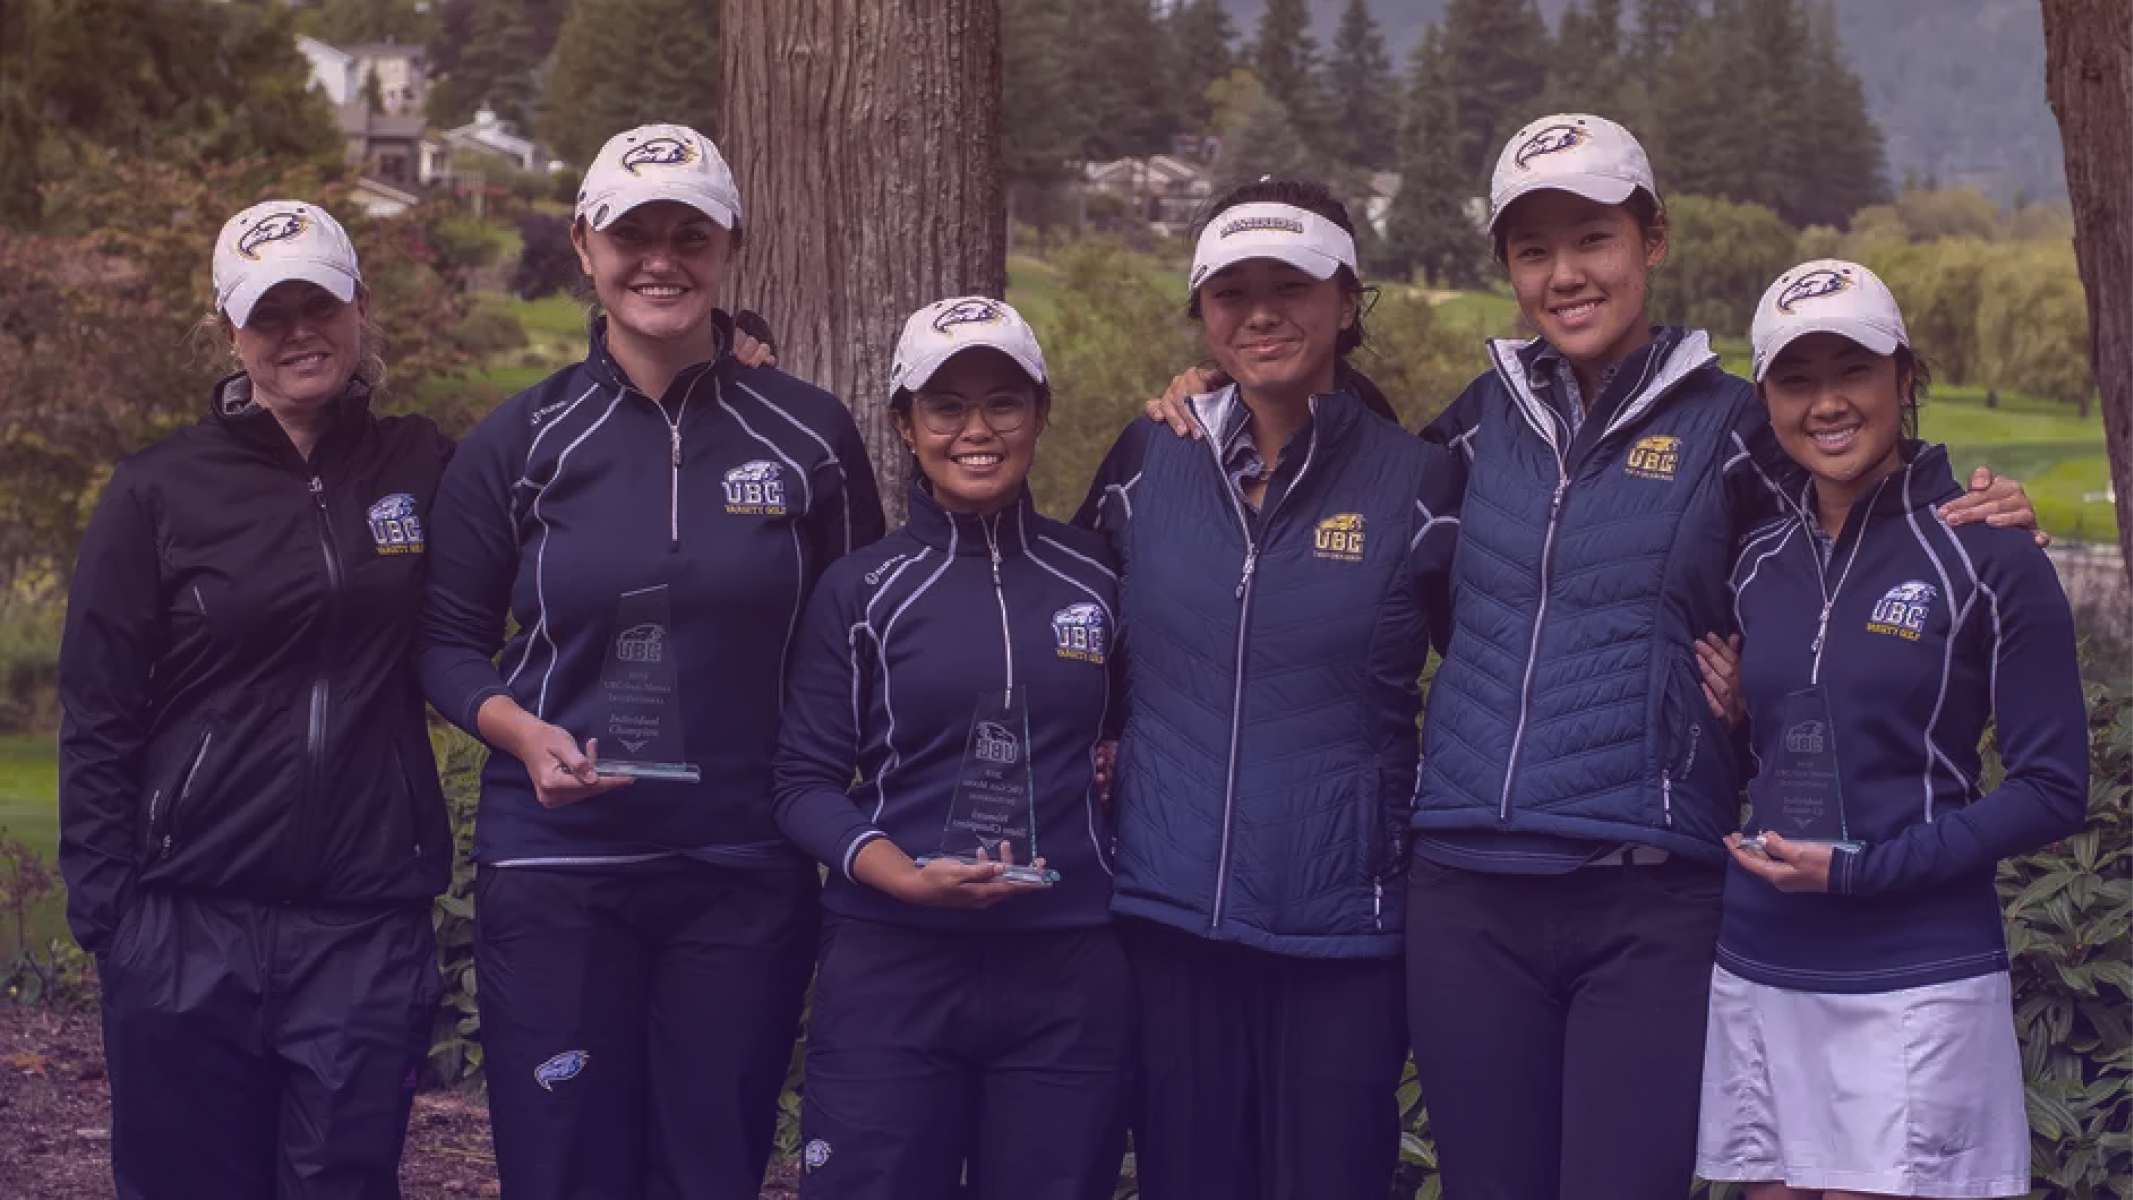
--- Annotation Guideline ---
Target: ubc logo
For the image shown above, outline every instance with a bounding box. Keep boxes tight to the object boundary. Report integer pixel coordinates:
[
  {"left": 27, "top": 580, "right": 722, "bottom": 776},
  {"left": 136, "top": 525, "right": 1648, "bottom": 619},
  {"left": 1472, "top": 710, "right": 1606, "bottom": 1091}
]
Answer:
[
  {"left": 974, "top": 721, "right": 1020, "bottom": 764},
  {"left": 723, "top": 460, "right": 788, "bottom": 515},
  {"left": 1626, "top": 435, "right": 1681, "bottom": 481},
  {"left": 1314, "top": 512, "right": 1365, "bottom": 563},
  {"left": 1784, "top": 721, "right": 1828, "bottom": 755},
  {"left": 1867, "top": 580, "right": 1937, "bottom": 641},
  {"left": 620, "top": 136, "right": 698, "bottom": 175},
  {"left": 1776, "top": 268, "right": 1853, "bottom": 314},
  {"left": 534, "top": 1050, "right": 590, "bottom": 1092},
  {"left": 367, "top": 493, "right": 425, "bottom": 555},
  {"left": 1514, "top": 123, "right": 1589, "bottom": 169},
  {"left": 616, "top": 622, "right": 665, "bottom": 664},
  {"left": 237, "top": 211, "right": 310, "bottom": 260},
  {"left": 932, "top": 299, "right": 1004, "bottom": 334},
  {"left": 1051, "top": 602, "right": 1108, "bottom": 664}
]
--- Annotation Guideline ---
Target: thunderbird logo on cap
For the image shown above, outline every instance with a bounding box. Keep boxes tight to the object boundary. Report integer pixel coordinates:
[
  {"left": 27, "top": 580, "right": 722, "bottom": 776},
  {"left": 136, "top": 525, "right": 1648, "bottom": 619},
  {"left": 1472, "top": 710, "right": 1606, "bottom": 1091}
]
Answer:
[
  {"left": 1514, "top": 123, "right": 1589, "bottom": 170},
  {"left": 1776, "top": 268, "right": 1853, "bottom": 314},
  {"left": 237, "top": 211, "right": 311, "bottom": 260},
  {"left": 620, "top": 136, "right": 698, "bottom": 175},
  {"left": 931, "top": 299, "right": 1004, "bottom": 334}
]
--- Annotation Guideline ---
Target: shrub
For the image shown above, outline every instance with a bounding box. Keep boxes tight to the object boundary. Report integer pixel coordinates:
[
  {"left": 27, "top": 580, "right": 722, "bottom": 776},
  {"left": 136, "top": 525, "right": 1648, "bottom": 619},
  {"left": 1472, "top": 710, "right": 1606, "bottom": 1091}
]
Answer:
[
  {"left": 457, "top": 304, "right": 530, "bottom": 357},
  {"left": 424, "top": 722, "right": 487, "bottom": 1084},
  {"left": 513, "top": 213, "right": 581, "bottom": 301}
]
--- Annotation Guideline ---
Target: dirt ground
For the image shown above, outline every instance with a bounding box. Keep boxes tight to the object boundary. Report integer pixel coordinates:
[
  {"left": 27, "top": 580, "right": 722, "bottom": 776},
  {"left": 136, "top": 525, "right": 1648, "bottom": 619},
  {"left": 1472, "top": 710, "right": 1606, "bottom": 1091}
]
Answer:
[{"left": 0, "top": 1005, "right": 800, "bottom": 1199}]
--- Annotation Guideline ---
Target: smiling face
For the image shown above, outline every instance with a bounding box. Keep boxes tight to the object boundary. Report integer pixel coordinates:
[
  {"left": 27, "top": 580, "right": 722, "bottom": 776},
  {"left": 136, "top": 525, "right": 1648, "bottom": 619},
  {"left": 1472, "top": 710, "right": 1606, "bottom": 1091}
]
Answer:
[
  {"left": 1500, "top": 190, "right": 1666, "bottom": 373},
  {"left": 896, "top": 348, "right": 1045, "bottom": 517},
  {"left": 228, "top": 279, "right": 366, "bottom": 413},
  {"left": 572, "top": 200, "right": 731, "bottom": 343},
  {"left": 1195, "top": 258, "right": 1355, "bottom": 404},
  {"left": 1761, "top": 331, "right": 1910, "bottom": 496}
]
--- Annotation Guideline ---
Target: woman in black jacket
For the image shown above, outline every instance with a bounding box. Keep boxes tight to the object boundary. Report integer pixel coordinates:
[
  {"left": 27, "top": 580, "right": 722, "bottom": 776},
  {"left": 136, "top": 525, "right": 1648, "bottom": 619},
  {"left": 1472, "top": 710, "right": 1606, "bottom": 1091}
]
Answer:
[{"left": 59, "top": 200, "right": 451, "bottom": 1200}]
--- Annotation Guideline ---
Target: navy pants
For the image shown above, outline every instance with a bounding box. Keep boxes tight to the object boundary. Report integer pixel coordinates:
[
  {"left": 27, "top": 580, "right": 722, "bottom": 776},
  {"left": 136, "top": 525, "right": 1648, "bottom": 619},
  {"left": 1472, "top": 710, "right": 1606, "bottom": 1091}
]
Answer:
[
  {"left": 475, "top": 860, "right": 820, "bottom": 1200},
  {"left": 798, "top": 916, "right": 1133, "bottom": 1200},
  {"left": 99, "top": 890, "right": 439, "bottom": 1200},
  {"left": 1404, "top": 854, "right": 1726, "bottom": 1200},
  {"left": 1120, "top": 918, "right": 1408, "bottom": 1200}
]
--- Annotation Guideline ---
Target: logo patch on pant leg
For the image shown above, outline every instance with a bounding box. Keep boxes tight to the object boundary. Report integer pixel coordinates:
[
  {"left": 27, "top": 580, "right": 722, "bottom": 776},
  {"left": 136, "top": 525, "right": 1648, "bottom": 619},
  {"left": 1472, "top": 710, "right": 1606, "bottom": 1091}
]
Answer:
[
  {"left": 804, "top": 1139, "right": 832, "bottom": 1171},
  {"left": 534, "top": 1050, "right": 590, "bottom": 1091}
]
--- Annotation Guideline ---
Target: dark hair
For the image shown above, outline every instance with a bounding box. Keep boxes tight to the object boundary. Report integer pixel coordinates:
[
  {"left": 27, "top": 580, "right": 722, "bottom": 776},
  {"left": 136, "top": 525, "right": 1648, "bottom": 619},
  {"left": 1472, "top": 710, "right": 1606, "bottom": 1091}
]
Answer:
[
  {"left": 1186, "top": 178, "right": 1376, "bottom": 358},
  {"left": 1491, "top": 187, "right": 1664, "bottom": 264},
  {"left": 1895, "top": 345, "right": 1932, "bottom": 440}
]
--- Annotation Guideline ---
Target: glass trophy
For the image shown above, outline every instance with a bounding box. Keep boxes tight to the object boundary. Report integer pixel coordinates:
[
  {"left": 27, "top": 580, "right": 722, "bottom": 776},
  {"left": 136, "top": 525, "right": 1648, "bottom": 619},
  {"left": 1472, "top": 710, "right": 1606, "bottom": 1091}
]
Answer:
[
  {"left": 1743, "top": 685, "right": 1861, "bottom": 852},
  {"left": 589, "top": 585, "right": 701, "bottom": 783},
  {"left": 914, "top": 686, "right": 1058, "bottom": 885}
]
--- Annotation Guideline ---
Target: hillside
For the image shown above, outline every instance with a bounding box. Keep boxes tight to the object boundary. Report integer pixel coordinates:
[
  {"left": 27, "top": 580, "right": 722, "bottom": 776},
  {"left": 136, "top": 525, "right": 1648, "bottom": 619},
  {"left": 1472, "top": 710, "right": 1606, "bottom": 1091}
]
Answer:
[{"left": 1219, "top": 0, "right": 2064, "bottom": 204}]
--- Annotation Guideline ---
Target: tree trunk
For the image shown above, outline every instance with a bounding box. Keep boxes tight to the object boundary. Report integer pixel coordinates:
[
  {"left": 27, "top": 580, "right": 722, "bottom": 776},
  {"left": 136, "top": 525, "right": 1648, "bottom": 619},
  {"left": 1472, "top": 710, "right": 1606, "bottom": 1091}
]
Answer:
[
  {"left": 2041, "top": 0, "right": 2133, "bottom": 583},
  {"left": 720, "top": 0, "right": 1005, "bottom": 524}
]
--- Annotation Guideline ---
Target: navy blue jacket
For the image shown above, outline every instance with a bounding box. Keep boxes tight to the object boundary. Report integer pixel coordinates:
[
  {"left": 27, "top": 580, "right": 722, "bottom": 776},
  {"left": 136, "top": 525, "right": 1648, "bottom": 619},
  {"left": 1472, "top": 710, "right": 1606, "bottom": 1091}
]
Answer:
[
  {"left": 1415, "top": 331, "right": 1800, "bottom": 864},
  {"left": 419, "top": 317, "right": 885, "bottom": 867},
  {"left": 1078, "top": 386, "right": 1462, "bottom": 958},
  {"left": 1719, "top": 443, "right": 2089, "bottom": 993},
  {"left": 774, "top": 482, "right": 1120, "bottom": 930}
]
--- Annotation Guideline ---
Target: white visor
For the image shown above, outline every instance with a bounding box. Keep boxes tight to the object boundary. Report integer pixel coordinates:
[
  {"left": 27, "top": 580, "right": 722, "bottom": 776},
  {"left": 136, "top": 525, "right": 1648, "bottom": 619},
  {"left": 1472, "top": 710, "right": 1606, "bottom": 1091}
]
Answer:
[
  {"left": 1189, "top": 202, "right": 1357, "bottom": 292},
  {"left": 1750, "top": 259, "right": 1910, "bottom": 381},
  {"left": 890, "top": 297, "right": 1047, "bottom": 397}
]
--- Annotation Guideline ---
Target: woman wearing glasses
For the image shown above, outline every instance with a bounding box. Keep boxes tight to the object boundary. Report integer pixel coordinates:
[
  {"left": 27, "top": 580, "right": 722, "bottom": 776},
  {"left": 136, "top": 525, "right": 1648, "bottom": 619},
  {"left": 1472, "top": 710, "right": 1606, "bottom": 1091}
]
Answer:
[{"left": 773, "top": 297, "right": 1131, "bottom": 1199}]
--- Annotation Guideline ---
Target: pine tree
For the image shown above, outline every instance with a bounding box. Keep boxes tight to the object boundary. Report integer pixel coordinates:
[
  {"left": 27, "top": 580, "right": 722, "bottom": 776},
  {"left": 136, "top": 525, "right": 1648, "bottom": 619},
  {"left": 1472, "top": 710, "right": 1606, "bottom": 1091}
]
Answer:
[
  {"left": 1002, "top": 0, "right": 1082, "bottom": 191},
  {"left": 1649, "top": 3, "right": 1751, "bottom": 200},
  {"left": 540, "top": 0, "right": 719, "bottom": 168},
  {"left": 1074, "top": 0, "right": 1179, "bottom": 160},
  {"left": 1386, "top": 26, "right": 1485, "bottom": 288},
  {"left": 1167, "top": 0, "right": 1237, "bottom": 133},
  {"left": 1794, "top": 0, "right": 1886, "bottom": 226},
  {"left": 1545, "top": 0, "right": 1627, "bottom": 116},
  {"left": 1325, "top": 0, "right": 1399, "bottom": 173},
  {"left": 461, "top": 0, "right": 541, "bottom": 129},
  {"left": 1731, "top": 0, "right": 1816, "bottom": 222},
  {"left": 1218, "top": 95, "right": 1313, "bottom": 191},
  {"left": 1632, "top": 0, "right": 1698, "bottom": 84},
  {"left": 1437, "top": 0, "right": 1553, "bottom": 189},
  {"left": 1250, "top": 0, "right": 1330, "bottom": 146}
]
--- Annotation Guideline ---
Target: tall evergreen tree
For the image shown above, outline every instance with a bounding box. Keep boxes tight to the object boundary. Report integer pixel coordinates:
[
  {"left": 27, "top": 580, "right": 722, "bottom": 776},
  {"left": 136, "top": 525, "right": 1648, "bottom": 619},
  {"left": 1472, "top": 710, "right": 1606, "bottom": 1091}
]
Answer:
[
  {"left": 1437, "top": 0, "right": 1553, "bottom": 188},
  {"left": 1794, "top": 0, "right": 1887, "bottom": 226},
  {"left": 1545, "top": 0, "right": 1627, "bottom": 116},
  {"left": 459, "top": 0, "right": 541, "bottom": 129},
  {"left": 1167, "top": 0, "right": 1237, "bottom": 134},
  {"left": 1073, "top": 0, "right": 1178, "bottom": 159},
  {"left": 540, "top": 0, "right": 719, "bottom": 168},
  {"left": 1324, "top": 0, "right": 1399, "bottom": 173},
  {"left": 1251, "top": 0, "right": 1330, "bottom": 146},
  {"left": 1386, "top": 26, "right": 1484, "bottom": 288},
  {"left": 1731, "top": 0, "right": 1816, "bottom": 222},
  {"left": 1218, "top": 95, "right": 1312, "bottom": 190},
  {"left": 1002, "top": 0, "right": 1082, "bottom": 190},
  {"left": 1649, "top": 3, "right": 1752, "bottom": 199}
]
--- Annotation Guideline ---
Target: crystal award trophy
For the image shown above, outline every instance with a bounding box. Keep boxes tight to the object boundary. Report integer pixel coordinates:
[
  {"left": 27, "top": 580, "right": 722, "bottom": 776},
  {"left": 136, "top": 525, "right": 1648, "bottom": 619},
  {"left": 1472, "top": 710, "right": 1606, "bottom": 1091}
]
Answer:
[
  {"left": 914, "top": 685, "right": 1058, "bottom": 884},
  {"left": 1743, "top": 685, "right": 1860, "bottom": 852},
  {"left": 589, "top": 585, "right": 700, "bottom": 783}
]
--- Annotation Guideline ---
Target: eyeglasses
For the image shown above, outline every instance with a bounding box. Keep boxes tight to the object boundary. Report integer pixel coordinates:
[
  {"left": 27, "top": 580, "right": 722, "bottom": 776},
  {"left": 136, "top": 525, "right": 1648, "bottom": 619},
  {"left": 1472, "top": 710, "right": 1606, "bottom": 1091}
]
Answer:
[{"left": 913, "top": 393, "right": 1034, "bottom": 436}]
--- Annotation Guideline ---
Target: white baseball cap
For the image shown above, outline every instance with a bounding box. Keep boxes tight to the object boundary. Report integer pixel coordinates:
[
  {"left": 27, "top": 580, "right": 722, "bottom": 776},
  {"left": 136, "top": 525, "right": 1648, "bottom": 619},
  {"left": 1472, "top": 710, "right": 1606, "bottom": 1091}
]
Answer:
[
  {"left": 1489, "top": 114, "right": 1657, "bottom": 233},
  {"left": 575, "top": 123, "right": 741, "bottom": 232},
  {"left": 212, "top": 201, "right": 362, "bottom": 329},
  {"left": 1750, "top": 259, "right": 1911, "bottom": 381},
  {"left": 1188, "top": 201, "right": 1358, "bottom": 292},
  {"left": 890, "top": 297, "right": 1047, "bottom": 396}
]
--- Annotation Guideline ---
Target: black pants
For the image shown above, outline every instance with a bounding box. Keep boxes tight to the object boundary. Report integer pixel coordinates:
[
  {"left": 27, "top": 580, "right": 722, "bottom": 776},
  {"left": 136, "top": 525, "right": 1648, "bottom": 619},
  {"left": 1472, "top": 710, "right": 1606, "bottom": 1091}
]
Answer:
[
  {"left": 1120, "top": 919, "right": 1407, "bottom": 1200},
  {"left": 798, "top": 917, "right": 1133, "bottom": 1200},
  {"left": 475, "top": 860, "right": 820, "bottom": 1200},
  {"left": 99, "top": 890, "right": 440, "bottom": 1200},
  {"left": 1404, "top": 854, "right": 1725, "bottom": 1200}
]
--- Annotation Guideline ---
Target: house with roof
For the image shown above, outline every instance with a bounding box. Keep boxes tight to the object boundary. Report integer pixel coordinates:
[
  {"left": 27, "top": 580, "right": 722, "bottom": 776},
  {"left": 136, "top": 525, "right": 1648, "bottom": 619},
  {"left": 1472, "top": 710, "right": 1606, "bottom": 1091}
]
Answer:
[{"left": 1084, "top": 154, "right": 1215, "bottom": 236}]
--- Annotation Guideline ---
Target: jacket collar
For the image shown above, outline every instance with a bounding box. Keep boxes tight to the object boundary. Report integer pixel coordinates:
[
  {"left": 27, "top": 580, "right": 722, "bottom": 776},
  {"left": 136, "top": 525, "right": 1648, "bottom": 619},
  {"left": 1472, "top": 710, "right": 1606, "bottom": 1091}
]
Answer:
[
  {"left": 581, "top": 310, "right": 732, "bottom": 398},
  {"left": 1187, "top": 382, "right": 1365, "bottom": 460},
  {"left": 1488, "top": 326, "right": 1715, "bottom": 458},
  {"left": 904, "top": 476, "right": 1036, "bottom": 558},
  {"left": 1814, "top": 441, "right": 1961, "bottom": 539},
  {"left": 208, "top": 371, "right": 372, "bottom": 461}
]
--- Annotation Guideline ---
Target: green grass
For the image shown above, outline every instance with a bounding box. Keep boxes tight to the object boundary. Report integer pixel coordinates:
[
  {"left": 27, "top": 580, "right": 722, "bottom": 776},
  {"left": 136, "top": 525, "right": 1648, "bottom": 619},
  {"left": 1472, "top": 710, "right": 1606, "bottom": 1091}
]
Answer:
[
  {"left": 1006, "top": 254, "right": 1065, "bottom": 332},
  {"left": 0, "top": 734, "right": 59, "bottom": 861},
  {"left": 1428, "top": 288, "right": 1520, "bottom": 339}
]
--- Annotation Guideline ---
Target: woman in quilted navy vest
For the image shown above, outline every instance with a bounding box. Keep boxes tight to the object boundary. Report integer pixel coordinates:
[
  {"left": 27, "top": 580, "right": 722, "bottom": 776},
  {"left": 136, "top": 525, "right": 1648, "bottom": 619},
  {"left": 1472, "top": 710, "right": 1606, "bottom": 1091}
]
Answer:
[{"left": 1075, "top": 179, "right": 1463, "bottom": 1200}]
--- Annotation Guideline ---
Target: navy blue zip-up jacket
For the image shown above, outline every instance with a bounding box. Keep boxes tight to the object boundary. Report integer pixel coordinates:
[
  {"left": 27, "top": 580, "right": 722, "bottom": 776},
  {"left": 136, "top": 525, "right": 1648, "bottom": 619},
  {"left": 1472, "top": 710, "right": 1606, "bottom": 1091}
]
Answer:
[
  {"left": 1077, "top": 385, "right": 1462, "bottom": 958},
  {"left": 1414, "top": 330, "right": 1802, "bottom": 864},
  {"left": 773, "top": 482, "right": 1120, "bottom": 929},
  {"left": 1719, "top": 443, "right": 2088, "bottom": 994},
  {"left": 59, "top": 376, "right": 453, "bottom": 953},
  {"left": 419, "top": 316, "right": 885, "bottom": 867}
]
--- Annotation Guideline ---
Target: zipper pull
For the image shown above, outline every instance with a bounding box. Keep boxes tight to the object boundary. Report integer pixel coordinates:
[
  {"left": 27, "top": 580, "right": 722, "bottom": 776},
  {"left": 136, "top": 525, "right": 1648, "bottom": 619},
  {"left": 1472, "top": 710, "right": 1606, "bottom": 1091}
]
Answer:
[
  {"left": 309, "top": 476, "right": 326, "bottom": 509},
  {"left": 986, "top": 519, "right": 1003, "bottom": 586},
  {"left": 1810, "top": 600, "right": 1833, "bottom": 655},
  {"left": 1235, "top": 546, "right": 1258, "bottom": 599},
  {"left": 1549, "top": 476, "right": 1569, "bottom": 516},
  {"left": 669, "top": 426, "right": 682, "bottom": 469}
]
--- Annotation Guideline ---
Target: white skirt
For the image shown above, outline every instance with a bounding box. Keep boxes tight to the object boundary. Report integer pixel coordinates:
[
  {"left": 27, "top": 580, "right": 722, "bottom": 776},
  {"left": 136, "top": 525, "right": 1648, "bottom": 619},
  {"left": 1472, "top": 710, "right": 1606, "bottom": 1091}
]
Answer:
[{"left": 1696, "top": 965, "right": 2032, "bottom": 1198}]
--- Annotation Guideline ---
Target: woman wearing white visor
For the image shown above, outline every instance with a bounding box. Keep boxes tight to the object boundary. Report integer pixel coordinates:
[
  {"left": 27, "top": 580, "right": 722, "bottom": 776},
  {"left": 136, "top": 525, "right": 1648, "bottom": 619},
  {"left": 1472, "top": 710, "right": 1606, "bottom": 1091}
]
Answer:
[
  {"left": 1694, "top": 261, "right": 2087, "bottom": 1200},
  {"left": 1075, "top": 178, "right": 1463, "bottom": 1199},
  {"left": 419, "top": 124, "right": 884, "bottom": 1199}
]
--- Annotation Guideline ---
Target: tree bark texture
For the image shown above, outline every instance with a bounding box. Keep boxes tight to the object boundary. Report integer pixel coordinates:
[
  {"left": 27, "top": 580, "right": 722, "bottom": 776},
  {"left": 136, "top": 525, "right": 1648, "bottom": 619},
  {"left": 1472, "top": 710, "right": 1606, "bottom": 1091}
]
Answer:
[
  {"left": 721, "top": 0, "right": 1006, "bottom": 523},
  {"left": 2041, "top": 0, "right": 2133, "bottom": 582}
]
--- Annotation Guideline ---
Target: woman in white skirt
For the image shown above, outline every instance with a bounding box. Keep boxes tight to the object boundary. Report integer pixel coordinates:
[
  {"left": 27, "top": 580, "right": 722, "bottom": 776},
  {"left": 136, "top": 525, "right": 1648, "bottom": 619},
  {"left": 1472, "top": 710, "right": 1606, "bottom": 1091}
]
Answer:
[{"left": 1695, "top": 259, "right": 2091, "bottom": 1199}]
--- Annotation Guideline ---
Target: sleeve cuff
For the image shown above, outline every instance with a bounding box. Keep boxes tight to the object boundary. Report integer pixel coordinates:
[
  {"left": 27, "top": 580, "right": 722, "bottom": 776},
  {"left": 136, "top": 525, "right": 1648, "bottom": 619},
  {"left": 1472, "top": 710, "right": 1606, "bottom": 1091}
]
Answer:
[
  {"left": 1833, "top": 844, "right": 1863, "bottom": 895},
  {"left": 839, "top": 829, "right": 889, "bottom": 883}
]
